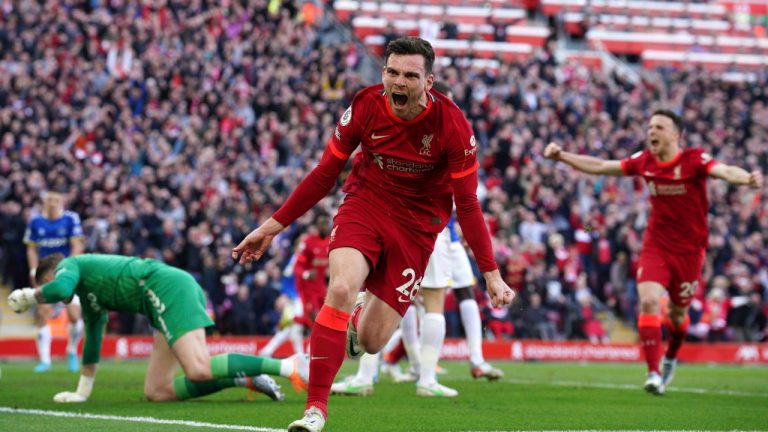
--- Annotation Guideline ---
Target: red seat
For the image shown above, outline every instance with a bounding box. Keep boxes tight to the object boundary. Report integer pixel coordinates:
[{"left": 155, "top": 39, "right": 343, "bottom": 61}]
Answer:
[
  {"left": 642, "top": 49, "right": 768, "bottom": 71},
  {"left": 505, "top": 26, "right": 550, "bottom": 47},
  {"left": 541, "top": 0, "right": 727, "bottom": 19},
  {"left": 588, "top": 29, "right": 768, "bottom": 56}
]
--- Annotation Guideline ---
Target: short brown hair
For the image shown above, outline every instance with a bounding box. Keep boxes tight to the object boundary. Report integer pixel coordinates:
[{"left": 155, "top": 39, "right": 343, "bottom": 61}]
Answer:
[
  {"left": 384, "top": 37, "right": 435, "bottom": 74},
  {"left": 36, "top": 253, "right": 65, "bottom": 286},
  {"left": 651, "top": 109, "right": 684, "bottom": 134},
  {"left": 431, "top": 80, "right": 452, "bottom": 96}
]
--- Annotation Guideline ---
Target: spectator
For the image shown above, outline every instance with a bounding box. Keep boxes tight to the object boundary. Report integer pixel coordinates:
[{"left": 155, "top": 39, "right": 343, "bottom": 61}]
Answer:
[
  {"left": 0, "top": 0, "right": 765, "bottom": 344},
  {"left": 522, "top": 291, "right": 558, "bottom": 340}
]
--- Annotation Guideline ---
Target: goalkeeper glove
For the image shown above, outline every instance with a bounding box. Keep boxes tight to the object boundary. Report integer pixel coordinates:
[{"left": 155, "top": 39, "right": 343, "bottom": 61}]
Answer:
[
  {"left": 8, "top": 288, "right": 37, "bottom": 313},
  {"left": 53, "top": 375, "right": 94, "bottom": 403}
]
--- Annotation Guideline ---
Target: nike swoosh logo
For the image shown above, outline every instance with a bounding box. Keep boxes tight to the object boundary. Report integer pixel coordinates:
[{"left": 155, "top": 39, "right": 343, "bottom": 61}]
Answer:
[
  {"left": 397, "top": 296, "right": 410, "bottom": 303},
  {"left": 371, "top": 133, "right": 389, "bottom": 140},
  {"left": 310, "top": 356, "right": 328, "bottom": 360},
  {"left": 348, "top": 337, "right": 360, "bottom": 357}
]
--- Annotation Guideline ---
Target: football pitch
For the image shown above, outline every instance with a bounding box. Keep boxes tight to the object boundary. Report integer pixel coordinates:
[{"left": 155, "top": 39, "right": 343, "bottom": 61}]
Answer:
[{"left": 0, "top": 360, "right": 766, "bottom": 431}]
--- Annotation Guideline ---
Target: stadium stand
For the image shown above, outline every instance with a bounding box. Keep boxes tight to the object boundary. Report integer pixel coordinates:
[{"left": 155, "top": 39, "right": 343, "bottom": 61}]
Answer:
[{"left": 0, "top": 0, "right": 766, "bottom": 344}]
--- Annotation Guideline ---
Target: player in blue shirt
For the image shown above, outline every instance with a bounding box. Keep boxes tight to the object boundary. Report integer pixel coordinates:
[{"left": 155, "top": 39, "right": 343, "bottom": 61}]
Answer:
[{"left": 23, "top": 190, "right": 85, "bottom": 373}]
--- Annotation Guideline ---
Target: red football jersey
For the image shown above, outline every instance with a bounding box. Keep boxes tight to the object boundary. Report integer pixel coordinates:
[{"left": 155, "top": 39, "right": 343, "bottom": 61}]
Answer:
[
  {"left": 620, "top": 148, "right": 718, "bottom": 254},
  {"left": 294, "top": 233, "right": 329, "bottom": 289},
  {"left": 331, "top": 83, "right": 479, "bottom": 233}
]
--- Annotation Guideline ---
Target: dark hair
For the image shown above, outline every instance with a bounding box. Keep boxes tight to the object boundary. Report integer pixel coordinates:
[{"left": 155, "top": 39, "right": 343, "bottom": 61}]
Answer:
[
  {"left": 36, "top": 253, "right": 65, "bottom": 286},
  {"left": 651, "top": 109, "right": 684, "bottom": 134},
  {"left": 431, "top": 80, "right": 452, "bottom": 96},
  {"left": 313, "top": 212, "right": 330, "bottom": 224},
  {"left": 384, "top": 37, "right": 435, "bottom": 74}
]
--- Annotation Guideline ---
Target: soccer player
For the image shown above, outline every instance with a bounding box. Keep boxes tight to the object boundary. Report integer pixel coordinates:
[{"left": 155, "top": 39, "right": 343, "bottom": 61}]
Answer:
[
  {"left": 8, "top": 253, "right": 308, "bottom": 403},
  {"left": 544, "top": 109, "right": 763, "bottom": 395},
  {"left": 23, "top": 190, "right": 85, "bottom": 373},
  {"left": 332, "top": 215, "right": 504, "bottom": 397},
  {"left": 332, "top": 81, "right": 503, "bottom": 397},
  {"left": 292, "top": 214, "right": 331, "bottom": 334},
  {"left": 232, "top": 37, "right": 514, "bottom": 432}
]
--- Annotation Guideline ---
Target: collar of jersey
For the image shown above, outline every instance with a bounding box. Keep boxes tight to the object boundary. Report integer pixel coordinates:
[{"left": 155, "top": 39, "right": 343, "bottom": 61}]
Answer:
[
  {"left": 384, "top": 91, "right": 433, "bottom": 124},
  {"left": 652, "top": 149, "right": 683, "bottom": 168}
]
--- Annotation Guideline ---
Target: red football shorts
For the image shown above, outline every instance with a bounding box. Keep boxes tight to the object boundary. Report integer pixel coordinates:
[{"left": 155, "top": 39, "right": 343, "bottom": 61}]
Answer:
[
  {"left": 637, "top": 245, "right": 705, "bottom": 308},
  {"left": 296, "top": 280, "right": 326, "bottom": 318},
  {"left": 330, "top": 195, "right": 437, "bottom": 316}
]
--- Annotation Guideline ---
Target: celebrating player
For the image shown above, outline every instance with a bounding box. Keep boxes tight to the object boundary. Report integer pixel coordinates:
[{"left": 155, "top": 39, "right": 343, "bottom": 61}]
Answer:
[
  {"left": 23, "top": 189, "right": 84, "bottom": 373},
  {"left": 8, "top": 253, "right": 308, "bottom": 403},
  {"left": 232, "top": 37, "right": 514, "bottom": 432},
  {"left": 332, "top": 81, "right": 503, "bottom": 398},
  {"left": 544, "top": 109, "right": 763, "bottom": 394}
]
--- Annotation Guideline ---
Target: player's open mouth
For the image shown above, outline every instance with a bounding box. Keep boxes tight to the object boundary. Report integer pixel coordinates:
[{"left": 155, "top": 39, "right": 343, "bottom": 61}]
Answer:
[
  {"left": 392, "top": 92, "right": 408, "bottom": 107},
  {"left": 649, "top": 139, "right": 659, "bottom": 146}
]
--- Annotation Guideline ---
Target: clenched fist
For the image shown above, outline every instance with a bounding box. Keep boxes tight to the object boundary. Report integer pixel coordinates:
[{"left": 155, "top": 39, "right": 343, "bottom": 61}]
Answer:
[{"left": 543, "top": 142, "right": 562, "bottom": 160}]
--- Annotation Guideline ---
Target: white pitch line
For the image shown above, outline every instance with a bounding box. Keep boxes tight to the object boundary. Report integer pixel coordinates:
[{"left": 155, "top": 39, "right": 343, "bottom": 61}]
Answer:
[
  {"left": 443, "top": 375, "right": 768, "bottom": 398},
  {"left": 464, "top": 430, "right": 752, "bottom": 432},
  {"left": 0, "top": 407, "right": 285, "bottom": 432},
  {"left": 500, "top": 378, "right": 768, "bottom": 398}
]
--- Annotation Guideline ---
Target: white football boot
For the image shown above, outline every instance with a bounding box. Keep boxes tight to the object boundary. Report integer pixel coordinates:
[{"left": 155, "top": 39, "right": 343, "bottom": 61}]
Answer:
[
  {"left": 330, "top": 375, "right": 374, "bottom": 396},
  {"left": 287, "top": 406, "right": 326, "bottom": 432},
  {"left": 644, "top": 371, "right": 665, "bottom": 395},
  {"left": 416, "top": 382, "right": 458, "bottom": 397}
]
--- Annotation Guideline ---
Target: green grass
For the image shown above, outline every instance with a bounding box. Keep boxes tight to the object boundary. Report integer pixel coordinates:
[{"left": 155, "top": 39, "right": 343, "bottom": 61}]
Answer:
[{"left": 0, "top": 359, "right": 766, "bottom": 431}]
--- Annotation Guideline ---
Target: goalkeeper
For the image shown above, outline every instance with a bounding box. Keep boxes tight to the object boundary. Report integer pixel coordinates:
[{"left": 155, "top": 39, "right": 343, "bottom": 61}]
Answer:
[{"left": 8, "top": 253, "right": 308, "bottom": 403}]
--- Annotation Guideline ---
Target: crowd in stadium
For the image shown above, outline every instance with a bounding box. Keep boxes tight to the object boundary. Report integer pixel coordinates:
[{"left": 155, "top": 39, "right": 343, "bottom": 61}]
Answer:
[{"left": 1, "top": 0, "right": 767, "bottom": 343}]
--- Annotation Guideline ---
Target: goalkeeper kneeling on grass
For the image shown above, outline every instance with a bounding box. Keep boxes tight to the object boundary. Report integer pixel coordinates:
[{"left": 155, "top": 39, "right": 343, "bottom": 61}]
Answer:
[{"left": 8, "top": 253, "right": 308, "bottom": 403}]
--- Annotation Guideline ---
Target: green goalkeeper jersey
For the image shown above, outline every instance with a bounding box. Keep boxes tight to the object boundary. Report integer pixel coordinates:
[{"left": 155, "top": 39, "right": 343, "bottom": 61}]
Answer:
[
  {"left": 42, "top": 254, "right": 165, "bottom": 315},
  {"left": 41, "top": 254, "right": 175, "bottom": 365}
]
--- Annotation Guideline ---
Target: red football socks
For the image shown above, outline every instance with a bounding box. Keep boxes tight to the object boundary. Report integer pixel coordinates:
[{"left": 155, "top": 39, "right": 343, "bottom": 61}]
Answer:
[
  {"left": 305, "top": 305, "right": 350, "bottom": 417},
  {"left": 664, "top": 315, "right": 690, "bottom": 360},
  {"left": 638, "top": 314, "right": 662, "bottom": 374}
]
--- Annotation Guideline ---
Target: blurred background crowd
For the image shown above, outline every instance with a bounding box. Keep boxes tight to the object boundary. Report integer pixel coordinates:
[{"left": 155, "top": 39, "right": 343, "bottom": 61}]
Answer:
[{"left": 1, "top": 0, "right": 766, "bottom": 343}]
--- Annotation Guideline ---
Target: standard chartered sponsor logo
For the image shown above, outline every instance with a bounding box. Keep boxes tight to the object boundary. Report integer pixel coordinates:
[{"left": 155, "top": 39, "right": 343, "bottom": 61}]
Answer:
[
  {"left": 517, "top": 343, "right": 640, "bottom": 361},
  {"left": 385, "top": 158, "right": 435, "bottom": 174},
  {"left": 648, "top": 181, "right": 686, "bottom": 196}
]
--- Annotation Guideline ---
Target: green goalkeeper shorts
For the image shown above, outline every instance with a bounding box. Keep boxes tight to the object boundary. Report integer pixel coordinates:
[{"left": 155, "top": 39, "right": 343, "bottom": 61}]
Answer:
[{"left": 143, "top": 265, "right": 214, "bottom": 347}]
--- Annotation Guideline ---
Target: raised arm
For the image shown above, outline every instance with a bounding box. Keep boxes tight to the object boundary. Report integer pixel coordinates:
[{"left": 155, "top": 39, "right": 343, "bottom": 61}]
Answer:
[
  {"left": 708, "top": 164, "right": 763, "bottom": 188},
  {"left": 544, "top": 142, "right": 624, "bottom": 176}
]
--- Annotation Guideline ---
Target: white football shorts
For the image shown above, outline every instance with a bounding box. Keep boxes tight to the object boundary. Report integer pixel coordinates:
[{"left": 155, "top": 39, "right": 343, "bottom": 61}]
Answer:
[{"left": 421, "top": 227, "right": 476, "bottom": 289}]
